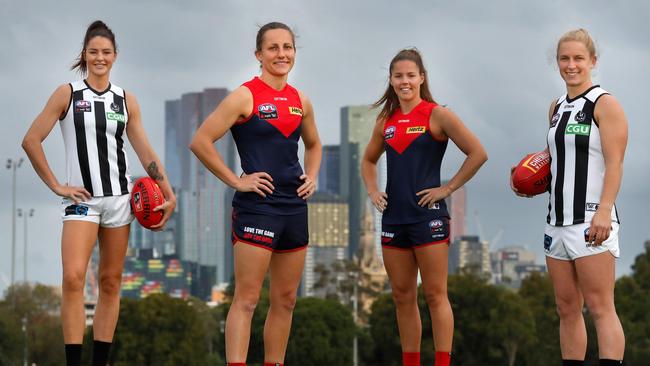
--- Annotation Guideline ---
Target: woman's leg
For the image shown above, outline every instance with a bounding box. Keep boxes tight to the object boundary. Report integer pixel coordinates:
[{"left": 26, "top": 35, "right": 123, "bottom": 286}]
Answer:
[
  {"left": 547, "top": 257, "right": 587, "bottom": 360},
  {"left": 263, "top": 248, "right": 307, "bottom": 363},
  {"left": 382, "top": 247, "right": 421, "bottom": 353},
  {"left": 225, "top": 242, "right": 273, "bottom": 363},
  {"left": 61, "top": 221, "right": 99, "bottom": 344},
  {"left": 575, "top": 252, "right": 624, "bottom": 360}
]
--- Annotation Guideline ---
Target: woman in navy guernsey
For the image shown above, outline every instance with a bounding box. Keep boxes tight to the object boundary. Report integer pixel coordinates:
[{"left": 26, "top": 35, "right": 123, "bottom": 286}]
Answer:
[
  {"left": 22, "top": 21, "right": 176, "bottom": 366},
  {"left": 512, "top": 29, "right": 627, "bottom": 366},
  {"left": 362, "top": 48, "right": 487, "bottom": 366},
  {"left": 190, "top": 22, "right": 321, "bottom": 366}
]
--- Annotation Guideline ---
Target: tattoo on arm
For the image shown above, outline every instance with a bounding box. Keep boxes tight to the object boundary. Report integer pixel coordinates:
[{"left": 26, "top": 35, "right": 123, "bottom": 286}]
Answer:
[{"left": 147, "top": 162, "right": 164, "bottom": 181}]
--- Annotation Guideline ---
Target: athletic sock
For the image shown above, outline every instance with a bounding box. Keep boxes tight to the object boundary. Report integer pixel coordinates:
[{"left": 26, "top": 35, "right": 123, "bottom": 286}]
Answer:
[
  {"left": 435, "top": 351, "right": 452, "bottom": 366},
  {"left": 65, "top": 344, "right": 82, "bottom": 366},
  {"left": 599, "top": 360, "right": 623, "bottom": 366},
  {"left": 562, "top": 360, "right": 585, "bottom": 366},
  {"left": 227, "top": 363, "right": 246, "bottom": 366},
  {"left": 402, "top": 352, "right": 420, "bottom": 366},
  {"left": 92, "top": 340, "right": 112, "bottom": 366},
  {"left": 263, "top": 363, "right": 284, "bottom": 366}
]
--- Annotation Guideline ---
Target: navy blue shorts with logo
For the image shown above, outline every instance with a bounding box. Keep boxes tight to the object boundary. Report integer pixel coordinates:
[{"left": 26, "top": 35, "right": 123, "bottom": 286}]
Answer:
[
  {"left": 381, "top": 217, "right": 451, "bottom": 250},
  {"left": 231, "top": 208, "right": 308, "bottom": 252}
]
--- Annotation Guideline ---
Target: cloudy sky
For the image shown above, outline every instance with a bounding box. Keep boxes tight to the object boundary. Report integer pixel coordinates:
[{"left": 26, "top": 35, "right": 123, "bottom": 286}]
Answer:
[{"left": 1, "top": 0, "right": 649, "bottom": 294}]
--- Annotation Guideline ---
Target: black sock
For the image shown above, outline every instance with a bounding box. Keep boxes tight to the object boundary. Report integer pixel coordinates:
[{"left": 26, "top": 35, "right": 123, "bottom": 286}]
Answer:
[
  {"left": 563, "top": 360, "right": 584, "bottom": 366},
  {"left": 92, "top": 340, "right": 112, "bottom": 366},
  {"left": 65, "top": 344, "right": 82, "bottom": 366},
  {"left": 599, "top": 360, "right": 623, "bottom": 366}
]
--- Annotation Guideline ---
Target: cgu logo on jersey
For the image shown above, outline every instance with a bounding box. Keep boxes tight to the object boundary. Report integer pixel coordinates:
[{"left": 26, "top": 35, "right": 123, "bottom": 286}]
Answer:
[
  {"left": 289, "top": 106, "right": 303, "bottom": 116},
  {"left": 258, "top": 103, "right": 278, "bottom": 119},
  {"left": 384, "top": 126, "right": 396, "bottom": 140},
  {"left": 75, "top": 100, "right": 91, "bottom": 113},
  {"left": 406, "top": 126, "right": 426, "bottom": 134},
  {"left": 565, "top": 124, "right": 591, "bottom": 136},
  {"left": 106, "top": 112, "right": 126, "bottom": 123}
]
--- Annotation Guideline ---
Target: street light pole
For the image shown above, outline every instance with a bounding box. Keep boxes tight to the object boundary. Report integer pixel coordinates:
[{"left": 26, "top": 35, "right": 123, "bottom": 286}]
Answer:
[
  {"left": 6, "top": 158, "right": 24, "bottom": 287},
  {"left": 18, "top": 208, "right": 34, "bottom": 283}
]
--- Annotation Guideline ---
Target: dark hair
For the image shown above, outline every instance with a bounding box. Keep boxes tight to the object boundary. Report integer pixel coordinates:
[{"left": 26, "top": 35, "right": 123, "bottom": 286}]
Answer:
[
  {"left": 71, "top": 20, "right": 117, "bottom": 75},
  {"left": 256, "top": 22, "right": 295, "bottom": 51},
  {"left": 372, "top": 48, "right": 436, "bottom": 122}
]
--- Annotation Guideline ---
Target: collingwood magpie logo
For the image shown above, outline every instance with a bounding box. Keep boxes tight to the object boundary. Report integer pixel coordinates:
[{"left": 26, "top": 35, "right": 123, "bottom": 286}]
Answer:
[
  {"left": 110, "top": 102, "right": 121, "bottom": 113},
  {"left": 575, "top": 111, "right": 586, "bottom": 122}
]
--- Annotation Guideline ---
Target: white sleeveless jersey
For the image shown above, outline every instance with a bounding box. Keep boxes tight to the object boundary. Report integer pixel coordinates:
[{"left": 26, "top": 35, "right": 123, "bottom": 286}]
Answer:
[
  {"left": 546, "top": 85, "right": 619, "bottom": 226},
  {"left": 59, "top": 80, "right": 132, "bottom": 197}
]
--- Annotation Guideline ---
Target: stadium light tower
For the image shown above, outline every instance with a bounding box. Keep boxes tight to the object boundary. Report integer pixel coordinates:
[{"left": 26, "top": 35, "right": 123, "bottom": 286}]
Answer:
[{"left": 6, "top": 157, "right": 24, "bottom": 287}]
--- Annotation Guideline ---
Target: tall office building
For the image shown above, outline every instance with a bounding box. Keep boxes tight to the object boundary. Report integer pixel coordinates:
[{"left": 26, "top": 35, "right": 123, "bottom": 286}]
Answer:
[
  {"left": 449, "top": 235, "right": 491, "bottom": 276},
  {"left": 491, "top": 246, "right": 546, "bottom": 288},
  {"left": 301, "top": 193, "right": 349, "bottom": 297},
  {"left": 340, "top": 105, "right": 378, "bottom": 259},
  {"left": 317, "top": 145, "right": 341, "bottom": 195},
  {"left": 443, "top": 184, "right": 467, "bottom": 243},
  {"left": 165, "top": 88, "right": 237, "bottom": 293}
]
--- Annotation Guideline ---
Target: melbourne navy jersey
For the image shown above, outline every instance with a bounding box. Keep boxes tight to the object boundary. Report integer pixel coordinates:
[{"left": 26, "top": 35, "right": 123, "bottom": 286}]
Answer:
[
  {"left": 59, "top": 80, "right": 131, "bottom": 197},
  {"left": 547, "top": 85, "right": 619, "bottom": 226},
  {"left": 231, "top": 77, "right": 306, "bottom": 215},
  {"left": 383, "top": 100, "right": 449, "bottom": 224}
]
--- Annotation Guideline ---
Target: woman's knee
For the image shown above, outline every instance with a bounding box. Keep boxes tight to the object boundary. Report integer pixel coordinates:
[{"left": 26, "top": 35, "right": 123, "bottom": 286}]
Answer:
[
  {"left": 232, "top": 291, "right": 261, "bottom": 314},
  {"left": 62, "top": 270, "right": 86, "bottom": 293},
  {"left": 271, "top": 290, "right": 298, "bottom": 313},
  {"left": 99, "top": 272, "right": 123, "bottom": 297},
  {"left": 391, "top": 283, "right": 417, "bottom": 307},
  {"left": 583, "top": 293, "right": 616, "bottom": 321},
  {"left": 555, "top": 294, "right": 584, "bottom": 319},
  {"left": 423, "top": 286, "right": 448, "bottom": 309}
]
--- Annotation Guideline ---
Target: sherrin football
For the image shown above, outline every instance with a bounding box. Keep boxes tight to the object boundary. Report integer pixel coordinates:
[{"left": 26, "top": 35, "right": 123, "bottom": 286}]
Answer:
[
  {"left": 512, "top": 151, "right": 551, "bottom": 196},
  {"left": 131, "top": 177, "right": 164, "bottom": 229}
]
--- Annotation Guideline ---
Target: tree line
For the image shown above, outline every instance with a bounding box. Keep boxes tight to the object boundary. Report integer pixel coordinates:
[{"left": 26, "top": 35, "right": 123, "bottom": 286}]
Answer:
[{"left": 1, "top": 241, "right": 649, "bottom": 365}]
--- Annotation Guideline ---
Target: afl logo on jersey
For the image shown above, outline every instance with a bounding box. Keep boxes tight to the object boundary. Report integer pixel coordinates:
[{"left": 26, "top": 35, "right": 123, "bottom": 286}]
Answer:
[
  {"left": 551, "top": 113, "right": 560, "bottom": 127},
  {"left": 575, "top": 111, "right": 586, "bottom": 122},
  {"left": 384, "top": 126, "right": 396, "bottom": 140},
  {"left": 75, "top": 100, "right": 91, "bottom": 113},
  {"left": 258, "top": 103, "right": 278, "bottom": 119}
]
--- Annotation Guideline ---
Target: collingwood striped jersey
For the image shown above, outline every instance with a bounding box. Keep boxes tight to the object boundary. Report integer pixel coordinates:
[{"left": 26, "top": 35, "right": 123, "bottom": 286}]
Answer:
[
  {"left": 546, "top": 85, "right": 618, "bottom": 226},
  {"left": 59, "top": 80, "right": 131, "bottom": 197}
]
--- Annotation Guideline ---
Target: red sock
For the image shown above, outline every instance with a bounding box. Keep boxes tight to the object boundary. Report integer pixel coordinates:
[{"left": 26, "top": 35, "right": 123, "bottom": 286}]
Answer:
[
  {"left": 402, "top": 352, "right": 420, "bottom": 366},
  {"left": 264, "top": 363, "right": 283, "bottom": 366},
  {"left": 227, "top": 363, "right": 246, "bottom": 366},
  {"left": 435, "top": 351, "right": 451, "bottom": 366}
]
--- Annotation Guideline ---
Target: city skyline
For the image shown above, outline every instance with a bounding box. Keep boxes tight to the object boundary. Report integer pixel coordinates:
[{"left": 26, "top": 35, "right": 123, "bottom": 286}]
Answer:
[{"left": 2, "top": 1, "right": 649, "bottom": 295}]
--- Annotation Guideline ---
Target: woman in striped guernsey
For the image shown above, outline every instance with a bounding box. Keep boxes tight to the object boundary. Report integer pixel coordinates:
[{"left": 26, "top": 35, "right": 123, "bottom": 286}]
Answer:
[
  {"left": 513, "top": 29, "right": 627, "bottom": 366},
  {"left": 22, "top": 20, "right": 176, "bottom": 366}
]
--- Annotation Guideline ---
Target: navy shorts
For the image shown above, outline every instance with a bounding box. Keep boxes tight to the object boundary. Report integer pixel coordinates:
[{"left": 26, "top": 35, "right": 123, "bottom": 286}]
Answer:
[
  {"left": 231, "top": 208, "right": 309, "bottom": 252},
  {"left": 381, "top": 217, "right": 450, "bottom": 250}
]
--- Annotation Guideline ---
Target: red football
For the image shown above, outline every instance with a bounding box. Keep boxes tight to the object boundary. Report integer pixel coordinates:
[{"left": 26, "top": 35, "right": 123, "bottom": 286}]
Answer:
[
  {"left": 512, "top": 151, "right": 551, "bottom": 196},
  {"left": 131, "top": 177, "right": 165, "bottom": 229}
]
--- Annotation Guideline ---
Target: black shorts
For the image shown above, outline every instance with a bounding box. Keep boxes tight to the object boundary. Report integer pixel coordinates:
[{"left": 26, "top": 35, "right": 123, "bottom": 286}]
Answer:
[
  {"left": 381, "top": 217, "right": 450, "bottom": 250},
  {"left": 231, "top": 208, "right": 308, "bottom": 252}
]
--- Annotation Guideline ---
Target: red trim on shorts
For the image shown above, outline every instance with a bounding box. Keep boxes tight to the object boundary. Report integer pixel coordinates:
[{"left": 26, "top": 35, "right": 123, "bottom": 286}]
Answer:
[
  {"left": 382, "top": 244, "right": 412, "bottom": 251},
  {"left": 232, "top": 231, "right": 273, "bottom": 252},
  {"left": 273, "top": 244, "right": 308, "bottom": 253},
  {"left": 414, "top": 238, "right": 450, "bottom": 249}
]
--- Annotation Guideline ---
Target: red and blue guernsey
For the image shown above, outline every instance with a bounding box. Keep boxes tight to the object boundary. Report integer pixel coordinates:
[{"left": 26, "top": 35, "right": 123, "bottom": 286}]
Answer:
[
  {"left": 231, "top": 77, "right": 306, "bottom": 215},
  {"left": 383, "top": 100, "right": 449, "bottom": 224}
]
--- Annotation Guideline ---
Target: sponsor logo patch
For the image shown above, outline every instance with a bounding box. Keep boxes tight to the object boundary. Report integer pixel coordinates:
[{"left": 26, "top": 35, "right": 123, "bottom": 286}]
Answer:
[
  {"left": 584, "top": 228, "right": 592, "bottom": 244},
  {"left": 543, "top": 234, "right": 552, "bottom": 252},
  {"left": 289, "top": 106, "right": 303, "bottom": 116},
  {"left": 397, "top": 119, "right": 410, "bottom": 123},
  {"left": 106, "top": 112, "right": 126, "bottom": 123},
  {"left": 64, "top": 204, "right": 89, "bottom": 216},
  {"left": 429, "top": 219, "right": 445, "bottom": 236},
  {"left": 428, "top": 202, "right": 440, "bottom": 210},
  {"left": 586, "top": 202, "right": 599, "bottom": 212},
  {"left": 406, "top": 126, "right": 426, "bottom": 134},
  {"left": 384, "top": 126, "right": 396, "bottom": 140},
  {"left": 74, "top": 100, "right": 91, "bottom": 113},
  {"left": 565, "top": 124, "right": 591, "bottom": 136},
  {"left": 274, "top": 97, "right": 287, "bottom": 101},
  {"left": 258, "top": 103, "right": 278, "bottom": 119},
  {"left": 563, "top": 104, "right": 575, "bottom": 109},
  {"left": 550, "top": 113, "right": 560, "bottom": 127},
  {"left": 575, "top": 110, "right": 587, "bottom": 122}
]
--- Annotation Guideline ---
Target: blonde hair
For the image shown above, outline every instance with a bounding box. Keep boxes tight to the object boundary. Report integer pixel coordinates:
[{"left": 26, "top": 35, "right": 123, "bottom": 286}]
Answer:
[{"left": 556, "top": 28, "right": 597, "bottom": 59}]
